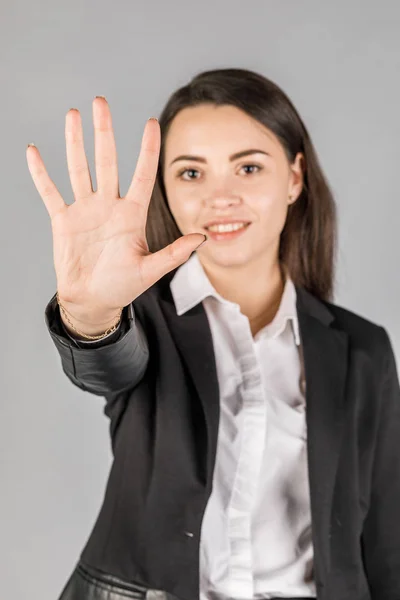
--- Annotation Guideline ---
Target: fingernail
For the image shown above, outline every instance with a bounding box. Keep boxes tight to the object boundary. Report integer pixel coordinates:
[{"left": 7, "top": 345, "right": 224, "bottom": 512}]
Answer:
[
  {"left": 96, "top": 95, "right": 106, "bottom": 100},
  {"left": 196, "top": 234, "right": 208, "bottom": 249},
  {"left": 148, "top": 117, "right": 158, "bottom": 122},
  {"left": 27, "top": 143, "right": 36, "bottom": 148}
]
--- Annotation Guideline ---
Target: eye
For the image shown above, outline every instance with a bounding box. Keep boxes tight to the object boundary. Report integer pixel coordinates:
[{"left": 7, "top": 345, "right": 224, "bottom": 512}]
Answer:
[
  {"left": 240, "top": 164, "right": 263, "bottom": 175},
  {"left": 177, "top": 168, "right": 200, "bottom": 181}
]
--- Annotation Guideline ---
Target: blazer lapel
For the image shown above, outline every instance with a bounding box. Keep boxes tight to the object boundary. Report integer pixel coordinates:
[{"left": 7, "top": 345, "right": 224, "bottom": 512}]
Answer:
[
  {"left": 158, "top": 277, "right": 221, "bottom": 488},
  {"left": 295, "top": 285, "right": 349, "bottom": 590},
  {"left": 159, "top": 274, "right": 349, "bottom": 591}
]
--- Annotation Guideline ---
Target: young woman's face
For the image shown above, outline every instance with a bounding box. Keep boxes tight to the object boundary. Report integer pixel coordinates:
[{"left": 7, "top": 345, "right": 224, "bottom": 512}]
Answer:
[{"left": 163, "top": 103, "right": 304, "bottom": 269}]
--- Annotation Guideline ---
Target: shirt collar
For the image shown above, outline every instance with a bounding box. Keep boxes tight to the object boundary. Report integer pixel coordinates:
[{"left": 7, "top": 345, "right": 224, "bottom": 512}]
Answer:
[{"left": 169, "top": 252, "right": 300, "bottom": 346}]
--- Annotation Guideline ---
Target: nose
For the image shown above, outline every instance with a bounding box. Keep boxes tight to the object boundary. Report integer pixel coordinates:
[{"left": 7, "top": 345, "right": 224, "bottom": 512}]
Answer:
[{"left": 208, "top": 193, "right": 242, "bottom": 208}]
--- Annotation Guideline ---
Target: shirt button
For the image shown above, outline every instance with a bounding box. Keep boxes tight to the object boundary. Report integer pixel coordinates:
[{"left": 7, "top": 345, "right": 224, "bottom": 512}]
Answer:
[{"left": 183, "top": 531, "right": 194, "bottom": 538}]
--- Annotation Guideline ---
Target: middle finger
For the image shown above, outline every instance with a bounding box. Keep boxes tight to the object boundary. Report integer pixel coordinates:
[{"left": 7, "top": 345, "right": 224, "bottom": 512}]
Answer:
[
  {"left": 93, "top": 96, "right": 119, "bottom": 198},
  {"left": 65, "top": 108, "right": 93, "bottom": 201}
]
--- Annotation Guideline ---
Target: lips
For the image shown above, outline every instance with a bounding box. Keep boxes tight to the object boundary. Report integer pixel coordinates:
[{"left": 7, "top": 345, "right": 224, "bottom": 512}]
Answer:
[
  {"left": 203, "top": 222, "right": 251, "bottom": 241},
  {"left": 203, "top": 216, "right": 253, "bottom": 229}
]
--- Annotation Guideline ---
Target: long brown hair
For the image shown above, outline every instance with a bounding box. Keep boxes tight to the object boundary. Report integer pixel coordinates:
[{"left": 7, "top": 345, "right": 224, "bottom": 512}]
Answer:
[{"left": 146, "top": 68, "right": 337, "bottom": 302}]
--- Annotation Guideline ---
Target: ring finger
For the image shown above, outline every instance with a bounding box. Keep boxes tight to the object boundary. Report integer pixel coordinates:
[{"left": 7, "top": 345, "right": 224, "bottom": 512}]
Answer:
[{"left": 65, "top": 108, "right": 93, "bottom": 201}]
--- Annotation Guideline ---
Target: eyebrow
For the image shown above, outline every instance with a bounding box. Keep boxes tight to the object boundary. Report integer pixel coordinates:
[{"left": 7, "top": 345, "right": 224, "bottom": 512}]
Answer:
[{"left": 168, "top": 148, "right": 272, "bottom": 167}]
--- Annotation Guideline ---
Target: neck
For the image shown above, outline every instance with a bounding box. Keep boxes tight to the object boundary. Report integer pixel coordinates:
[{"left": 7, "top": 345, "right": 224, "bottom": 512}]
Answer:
[{"left": 199, "top": 253, "right": 286, "bottom": 332}]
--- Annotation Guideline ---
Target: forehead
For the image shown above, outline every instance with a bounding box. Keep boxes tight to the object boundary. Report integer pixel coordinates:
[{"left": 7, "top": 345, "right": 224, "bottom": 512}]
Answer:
[{"left": 164, "top": 104, "right": 282, "bottom": 158}]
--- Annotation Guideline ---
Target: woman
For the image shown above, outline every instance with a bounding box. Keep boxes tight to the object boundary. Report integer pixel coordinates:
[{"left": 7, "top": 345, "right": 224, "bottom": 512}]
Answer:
[{"left": 27, "top": 68, "right": 400, "bottom": 600}]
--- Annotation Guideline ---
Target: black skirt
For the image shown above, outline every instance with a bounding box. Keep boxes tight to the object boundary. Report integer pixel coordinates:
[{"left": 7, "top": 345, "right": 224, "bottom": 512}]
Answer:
[{"left": 57, "top": 560, "right": 317, "bottom": 600}]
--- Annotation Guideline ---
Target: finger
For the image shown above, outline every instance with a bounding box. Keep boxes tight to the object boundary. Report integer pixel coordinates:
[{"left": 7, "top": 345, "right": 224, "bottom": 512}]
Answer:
[
  {"left": 26, "top": 144, "right": 67, "bottom": 220},
  {"left": 125, "top": 118, "right": 160, "bottom": 211},
  {"left": 93, "top": 96, "right": 119, "bottom": 197},
  {"left": 65, "top": 108, "right": 94, "bottom": 201}
]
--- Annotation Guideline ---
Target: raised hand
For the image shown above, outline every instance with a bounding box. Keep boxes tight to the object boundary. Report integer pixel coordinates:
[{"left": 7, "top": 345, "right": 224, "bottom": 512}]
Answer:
[{"left": 27, "top": 97, "right": 206, "bottom": 326}]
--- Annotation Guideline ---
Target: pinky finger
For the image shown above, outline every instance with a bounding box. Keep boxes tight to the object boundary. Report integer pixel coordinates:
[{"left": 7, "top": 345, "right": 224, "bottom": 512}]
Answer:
[{"left": 26, "top": 144, "right": 67, "bottom": 220}]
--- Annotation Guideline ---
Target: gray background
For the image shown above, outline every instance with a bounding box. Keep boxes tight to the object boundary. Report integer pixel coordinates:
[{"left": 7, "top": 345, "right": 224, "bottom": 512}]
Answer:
[{"left": 2, "top": 1, "right": 400, "bottom": 598}]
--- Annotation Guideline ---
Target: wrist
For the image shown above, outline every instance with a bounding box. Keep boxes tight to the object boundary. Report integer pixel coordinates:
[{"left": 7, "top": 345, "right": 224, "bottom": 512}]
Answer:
[
  {"left": 57, "top": 294, "right": 123, "bottom": 339},
  {"left": 59, "top": 309, "right": 122, "bottom": 339}
]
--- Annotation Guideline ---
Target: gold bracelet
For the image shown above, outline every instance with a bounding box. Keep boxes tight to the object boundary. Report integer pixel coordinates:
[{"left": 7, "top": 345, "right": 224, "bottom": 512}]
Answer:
[{"left": 56, "top": 292, "right": 123, "bottom": 340}]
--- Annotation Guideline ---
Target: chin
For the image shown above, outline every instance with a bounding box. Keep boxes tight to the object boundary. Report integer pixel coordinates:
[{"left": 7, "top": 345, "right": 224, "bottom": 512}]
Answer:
[{"left": 201, "top": 246, "right": 255, "bottom": 268}]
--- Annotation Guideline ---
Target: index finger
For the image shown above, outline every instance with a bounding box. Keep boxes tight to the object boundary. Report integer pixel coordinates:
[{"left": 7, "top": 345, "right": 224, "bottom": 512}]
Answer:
[{"left": 125, "top": 118, "right": 160, "bottom": 206}]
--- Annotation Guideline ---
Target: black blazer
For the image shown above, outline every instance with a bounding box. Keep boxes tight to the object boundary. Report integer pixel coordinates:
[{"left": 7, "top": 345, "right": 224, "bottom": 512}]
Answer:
[{"left": 45, "top": 269, "right": 400, "bottom": 600}]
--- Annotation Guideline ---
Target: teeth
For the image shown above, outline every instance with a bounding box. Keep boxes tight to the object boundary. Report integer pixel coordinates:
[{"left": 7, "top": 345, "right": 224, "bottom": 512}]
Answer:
[{"left": 207, "top": 222, "right": 248, "bottom": 233}]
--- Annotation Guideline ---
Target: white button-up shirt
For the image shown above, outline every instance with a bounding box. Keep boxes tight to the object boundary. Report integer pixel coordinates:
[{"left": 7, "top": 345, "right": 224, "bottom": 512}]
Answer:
[{"left": 170, "top": 252, "right": 316, "bottom": 600}]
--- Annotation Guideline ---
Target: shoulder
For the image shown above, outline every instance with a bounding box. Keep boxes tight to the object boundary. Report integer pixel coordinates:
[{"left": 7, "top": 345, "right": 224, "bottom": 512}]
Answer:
[
  {"left": 320, "top": 296, "right": 394, "bottom": 368},
  {"left": 326, "top": 298, "right": 385, "bottom": 337},
  {"left": 297, "top": 285, "right": 393, "bottom": 363}
]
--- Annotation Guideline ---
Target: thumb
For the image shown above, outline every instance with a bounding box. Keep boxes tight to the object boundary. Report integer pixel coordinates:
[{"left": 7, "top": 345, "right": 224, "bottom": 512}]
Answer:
[{"left": 143, "top": 233, "right": 207, "bottom": 286}]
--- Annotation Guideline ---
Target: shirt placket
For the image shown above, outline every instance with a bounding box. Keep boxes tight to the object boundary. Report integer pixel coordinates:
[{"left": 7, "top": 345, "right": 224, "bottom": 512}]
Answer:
[{"left": 227, "top": 326, "right": 266, "bottom": 599}]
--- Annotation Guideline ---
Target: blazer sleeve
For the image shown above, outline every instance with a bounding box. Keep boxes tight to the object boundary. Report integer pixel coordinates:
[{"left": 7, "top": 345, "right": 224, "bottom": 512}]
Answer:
[
  {"left": 44, "top": 292, "right": 149, "bottom": 396},
  {"left": 361, "top": 326, "right": 400, "bottom": 599}
]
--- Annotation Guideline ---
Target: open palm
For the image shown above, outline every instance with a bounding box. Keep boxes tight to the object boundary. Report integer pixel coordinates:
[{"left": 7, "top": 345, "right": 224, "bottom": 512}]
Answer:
[{"left": 26, "top": 97, "right": 206, "bottom": 321}]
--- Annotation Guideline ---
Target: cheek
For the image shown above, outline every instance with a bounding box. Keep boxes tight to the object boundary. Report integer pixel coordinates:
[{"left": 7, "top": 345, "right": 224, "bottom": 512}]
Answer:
[
  {"left": 166, "top": 190, "right": 200, "bottom": 231},
  {"left": 254, "top": 190, "right": 289, "bottom": 222},
  {"left": 247, "top": 172, "right": 287, "bottom": 211},
  {"left": 250, "top": 193, "right": 289, "bottom": 244}
]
